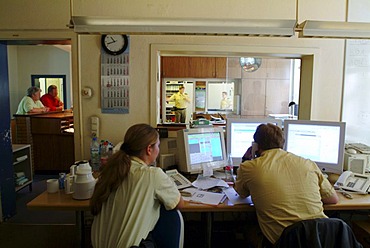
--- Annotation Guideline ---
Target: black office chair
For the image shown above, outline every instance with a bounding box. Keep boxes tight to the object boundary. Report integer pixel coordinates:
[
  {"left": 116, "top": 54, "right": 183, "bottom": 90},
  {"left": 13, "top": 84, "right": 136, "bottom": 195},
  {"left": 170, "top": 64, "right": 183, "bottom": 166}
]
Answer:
[
  {"left": 152, "top": 205, "right": 184, "bottom": 248},
  {"left": 274, "top": 218, "right": 363, "bottom": 248}
]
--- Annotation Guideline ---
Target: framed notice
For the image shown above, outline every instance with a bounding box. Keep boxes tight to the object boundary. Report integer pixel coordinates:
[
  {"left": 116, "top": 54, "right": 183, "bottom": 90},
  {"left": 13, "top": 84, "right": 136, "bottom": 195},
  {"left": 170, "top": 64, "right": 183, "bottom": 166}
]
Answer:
[{"left": 100, "top": 36, "right": 130, "bottom": 114}]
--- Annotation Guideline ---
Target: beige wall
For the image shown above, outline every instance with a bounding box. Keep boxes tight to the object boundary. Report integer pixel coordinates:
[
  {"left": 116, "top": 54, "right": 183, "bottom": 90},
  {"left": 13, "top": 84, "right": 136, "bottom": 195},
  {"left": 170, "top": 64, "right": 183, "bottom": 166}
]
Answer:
[{"left": 0, "top": 0, "right": 348, "bottom": 160}]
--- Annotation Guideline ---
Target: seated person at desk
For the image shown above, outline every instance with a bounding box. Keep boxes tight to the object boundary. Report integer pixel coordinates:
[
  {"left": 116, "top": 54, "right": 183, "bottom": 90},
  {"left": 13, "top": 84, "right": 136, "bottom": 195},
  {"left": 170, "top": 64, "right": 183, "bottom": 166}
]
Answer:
[
  {"left": 235, "top": 123, "right": 338, "bottom": 246},
  {"left": 40, "top": 85, "right": 63, "bottom": 111},
  {"left": 16, "top": 86, "right": 49, "bottom": 114},
  {"left": 90, "top": 123, "right": 184, "bottom": 248}
]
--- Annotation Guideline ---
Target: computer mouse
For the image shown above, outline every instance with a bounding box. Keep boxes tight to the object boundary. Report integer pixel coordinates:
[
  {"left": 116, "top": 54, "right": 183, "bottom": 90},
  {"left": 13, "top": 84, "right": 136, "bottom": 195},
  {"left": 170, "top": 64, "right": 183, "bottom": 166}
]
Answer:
[{"left": 346, "top": 148, "right": 357, "bottom": 154}]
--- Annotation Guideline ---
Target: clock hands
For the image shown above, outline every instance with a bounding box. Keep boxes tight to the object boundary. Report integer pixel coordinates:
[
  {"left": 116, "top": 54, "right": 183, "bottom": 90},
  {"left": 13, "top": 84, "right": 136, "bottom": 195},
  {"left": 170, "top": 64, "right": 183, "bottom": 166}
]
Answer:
[{"left": 106, "top": 36, "right": 117, "bottom": 45}]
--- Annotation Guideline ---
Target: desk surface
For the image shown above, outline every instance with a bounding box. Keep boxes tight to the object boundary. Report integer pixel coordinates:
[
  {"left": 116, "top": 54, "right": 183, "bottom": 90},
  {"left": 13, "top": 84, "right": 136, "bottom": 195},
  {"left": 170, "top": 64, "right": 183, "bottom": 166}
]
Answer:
[{"left": 27, "top": 190, "right": 370, "bottom": 212}]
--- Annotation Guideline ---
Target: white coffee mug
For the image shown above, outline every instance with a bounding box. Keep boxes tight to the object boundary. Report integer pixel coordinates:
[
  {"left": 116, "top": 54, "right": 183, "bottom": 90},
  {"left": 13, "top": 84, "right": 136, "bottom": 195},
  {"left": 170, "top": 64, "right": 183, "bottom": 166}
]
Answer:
[{"left": 46, "top": 179, "right": 59, "bottom": 193}]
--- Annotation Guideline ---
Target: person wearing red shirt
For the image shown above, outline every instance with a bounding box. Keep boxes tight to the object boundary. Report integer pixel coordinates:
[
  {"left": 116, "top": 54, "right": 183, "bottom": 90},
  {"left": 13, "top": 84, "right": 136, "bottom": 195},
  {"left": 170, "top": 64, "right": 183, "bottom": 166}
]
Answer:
[{"left": 40, "top": 85, "right": 63, "bottom": 111}]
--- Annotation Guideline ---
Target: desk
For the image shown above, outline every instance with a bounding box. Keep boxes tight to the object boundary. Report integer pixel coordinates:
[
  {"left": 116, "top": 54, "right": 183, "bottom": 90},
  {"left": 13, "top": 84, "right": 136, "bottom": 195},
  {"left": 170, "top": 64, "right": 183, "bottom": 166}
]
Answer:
[{"left": 27, "top": 190, "right": 370, "bottom": 248}]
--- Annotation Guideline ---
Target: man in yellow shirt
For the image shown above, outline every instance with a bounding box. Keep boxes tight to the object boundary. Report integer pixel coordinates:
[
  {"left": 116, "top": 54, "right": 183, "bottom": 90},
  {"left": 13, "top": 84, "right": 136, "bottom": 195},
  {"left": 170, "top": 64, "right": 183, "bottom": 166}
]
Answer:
[
  {"left": 235, "top": 123, "right": 338, "bottom": 246},
  {"left": 168, "top": 86, "right": 190, "bottom": 123}
]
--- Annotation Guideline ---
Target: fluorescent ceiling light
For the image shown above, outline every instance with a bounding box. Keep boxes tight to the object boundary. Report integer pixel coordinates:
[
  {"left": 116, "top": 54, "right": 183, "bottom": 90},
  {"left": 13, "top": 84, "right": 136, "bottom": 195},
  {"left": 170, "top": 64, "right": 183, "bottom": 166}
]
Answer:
[
  {"left": 297, "top": 20, "right": 370, "bottom": 39},
  {"left": 71, "top": 16, "right": 296, "bottom": 37}
]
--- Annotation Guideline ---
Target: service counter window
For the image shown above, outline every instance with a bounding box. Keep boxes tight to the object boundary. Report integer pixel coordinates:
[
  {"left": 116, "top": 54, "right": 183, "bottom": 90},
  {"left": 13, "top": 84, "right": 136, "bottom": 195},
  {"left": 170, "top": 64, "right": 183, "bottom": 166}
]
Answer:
[{"left": 207, "top": 81, "right": 236, "bottom": 113}]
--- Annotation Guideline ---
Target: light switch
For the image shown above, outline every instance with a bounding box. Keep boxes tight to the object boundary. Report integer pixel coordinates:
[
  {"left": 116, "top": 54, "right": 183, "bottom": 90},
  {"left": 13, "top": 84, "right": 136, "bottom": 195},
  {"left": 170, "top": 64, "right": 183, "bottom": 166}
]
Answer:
[{"left": 91, "top": 116, "right": 99, "bottom": 138}]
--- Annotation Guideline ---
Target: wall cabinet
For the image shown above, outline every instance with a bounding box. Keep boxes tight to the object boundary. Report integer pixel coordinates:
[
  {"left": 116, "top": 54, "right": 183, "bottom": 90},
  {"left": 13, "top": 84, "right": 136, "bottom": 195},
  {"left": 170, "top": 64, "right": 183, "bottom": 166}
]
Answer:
[
  {"left": 12, "top": 144, "right": 33, "bottom": 192},
  {"left": 161, "top": 57, "right": 228, "bottom": 79}
]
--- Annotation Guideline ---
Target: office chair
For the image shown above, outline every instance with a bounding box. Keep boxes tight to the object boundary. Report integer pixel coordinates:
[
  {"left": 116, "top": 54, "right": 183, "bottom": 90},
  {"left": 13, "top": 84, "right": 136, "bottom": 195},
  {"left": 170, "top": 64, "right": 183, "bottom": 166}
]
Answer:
[
  {"left": 274, "top": 218, "right": 363, "bottom": 248},
  {"left": 152, "top": 205, "right": 184, "bottom": 248}
]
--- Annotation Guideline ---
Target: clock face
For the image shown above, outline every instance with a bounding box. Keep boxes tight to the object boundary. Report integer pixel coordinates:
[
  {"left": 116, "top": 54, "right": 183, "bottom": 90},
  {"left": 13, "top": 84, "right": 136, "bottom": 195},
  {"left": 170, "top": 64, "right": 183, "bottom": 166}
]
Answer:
[{"left": 101, "top": 35, "right": 128, "bottom": 55}]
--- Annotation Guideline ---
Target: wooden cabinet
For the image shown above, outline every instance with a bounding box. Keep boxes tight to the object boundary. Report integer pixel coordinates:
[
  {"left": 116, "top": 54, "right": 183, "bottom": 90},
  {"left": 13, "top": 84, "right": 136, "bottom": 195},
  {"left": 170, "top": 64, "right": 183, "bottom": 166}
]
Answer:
[
  {"left": 12, "top": 144, "right": 33, "bottom": 192},
  {"left": 161, "top": 57, "right": 228, "bottom": 79},
  {"left": 215, "top": 57, "right": 227, "bottom": 78},
  {"left": 161, "top": 57, "right": 190, "bottom": 78},
  {"left": 14, "top": 112, "right": 75, "bottom": 173},
  {"left": 31, "top": 113, "right": 75, "bottom": 172}
]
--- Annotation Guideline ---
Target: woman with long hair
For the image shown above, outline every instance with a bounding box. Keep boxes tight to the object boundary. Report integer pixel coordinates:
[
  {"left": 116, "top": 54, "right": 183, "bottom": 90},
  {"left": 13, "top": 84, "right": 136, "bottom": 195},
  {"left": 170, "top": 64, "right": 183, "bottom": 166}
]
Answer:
[{"left": 90, "top": 123, "right": 184, "bottom": 248}]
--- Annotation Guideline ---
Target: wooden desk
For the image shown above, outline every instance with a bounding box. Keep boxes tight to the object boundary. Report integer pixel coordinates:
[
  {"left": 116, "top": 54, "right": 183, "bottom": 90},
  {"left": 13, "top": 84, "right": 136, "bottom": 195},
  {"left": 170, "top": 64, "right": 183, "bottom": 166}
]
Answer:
[{"left": 27, "top": 189, "right": 370, "bottom": 248}]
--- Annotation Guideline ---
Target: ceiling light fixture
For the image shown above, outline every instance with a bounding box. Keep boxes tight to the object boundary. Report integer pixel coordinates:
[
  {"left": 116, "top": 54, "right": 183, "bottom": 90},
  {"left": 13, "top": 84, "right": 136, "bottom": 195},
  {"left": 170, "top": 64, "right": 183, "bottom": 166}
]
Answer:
[{"left": 70, "top": 16, "right": 297, "bottom": 37}]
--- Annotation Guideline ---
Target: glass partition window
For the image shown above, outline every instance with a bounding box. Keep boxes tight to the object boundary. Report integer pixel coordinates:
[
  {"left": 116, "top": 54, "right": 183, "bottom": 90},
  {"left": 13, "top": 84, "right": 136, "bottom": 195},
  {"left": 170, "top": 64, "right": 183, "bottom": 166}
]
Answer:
[
  {"left": 207, "top": 81, "right": 235, "bottom": 112},
  {"left": 32, "top": 75, "right": 66, "bottom": 108}
]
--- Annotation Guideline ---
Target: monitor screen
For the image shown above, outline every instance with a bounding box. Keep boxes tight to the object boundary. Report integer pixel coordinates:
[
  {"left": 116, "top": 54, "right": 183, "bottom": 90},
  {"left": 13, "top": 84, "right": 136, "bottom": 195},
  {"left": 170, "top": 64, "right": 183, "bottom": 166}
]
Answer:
[
  {"left": 284, "top": 120, "right": 346, "bottom": 175},
  {"left": 226, "top": 118, "right": 282, "bottom": 165},
  {"left": 176, "top": 127, "right": 227, "bottom": 174}
]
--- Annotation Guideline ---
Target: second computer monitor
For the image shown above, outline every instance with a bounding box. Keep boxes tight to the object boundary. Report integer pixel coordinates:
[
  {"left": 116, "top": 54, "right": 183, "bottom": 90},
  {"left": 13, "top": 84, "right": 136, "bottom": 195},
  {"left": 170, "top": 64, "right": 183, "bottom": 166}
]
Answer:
[
  {"left": 284, "top": 120, "right": 346, "bottom": 175},
  {"left": 226, "top": 118, "right": 282, "bottom": 165}
]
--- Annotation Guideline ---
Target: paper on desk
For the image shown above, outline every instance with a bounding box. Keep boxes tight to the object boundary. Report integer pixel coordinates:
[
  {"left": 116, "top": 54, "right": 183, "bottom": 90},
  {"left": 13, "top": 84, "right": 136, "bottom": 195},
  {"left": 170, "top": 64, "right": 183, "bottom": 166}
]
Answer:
[
  {"left": 192, "top": 175, "right": 229, "bottom": 190},
  {"left": 223, "top": 187, "right": 253, "bottom": 205},
  {"left": 182, "top": 187, "right": 226, "bottom": 206}
]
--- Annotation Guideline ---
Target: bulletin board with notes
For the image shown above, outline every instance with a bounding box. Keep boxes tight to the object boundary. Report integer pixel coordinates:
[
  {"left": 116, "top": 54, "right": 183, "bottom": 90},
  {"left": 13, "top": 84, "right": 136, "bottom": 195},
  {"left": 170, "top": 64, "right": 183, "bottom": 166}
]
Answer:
[{"left": 100, "top": 36, "right": 130, "bottom": 114}]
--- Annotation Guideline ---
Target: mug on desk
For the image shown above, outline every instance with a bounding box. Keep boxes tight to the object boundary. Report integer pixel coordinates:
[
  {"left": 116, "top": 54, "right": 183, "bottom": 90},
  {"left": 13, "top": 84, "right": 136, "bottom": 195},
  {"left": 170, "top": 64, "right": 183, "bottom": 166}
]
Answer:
[{"left": 46, "top": 179, "right": 59, "bottom": 193}]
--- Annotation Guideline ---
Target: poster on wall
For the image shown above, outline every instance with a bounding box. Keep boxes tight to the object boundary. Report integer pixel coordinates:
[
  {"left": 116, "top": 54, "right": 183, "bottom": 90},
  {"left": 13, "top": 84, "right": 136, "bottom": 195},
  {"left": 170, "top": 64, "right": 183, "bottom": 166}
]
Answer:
[{"left": 100, "top": 35, "right": 130, "bottom": 114}]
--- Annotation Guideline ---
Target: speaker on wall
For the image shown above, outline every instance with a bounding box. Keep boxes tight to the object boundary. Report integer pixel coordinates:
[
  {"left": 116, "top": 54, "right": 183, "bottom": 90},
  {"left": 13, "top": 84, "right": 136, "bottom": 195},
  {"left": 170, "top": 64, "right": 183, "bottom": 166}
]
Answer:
[
  {"left": 347, "top": 156, "right": 366, "bottom": 174},
  {"left": 159, "top": 154, "right": 175, "bottom": 170}
]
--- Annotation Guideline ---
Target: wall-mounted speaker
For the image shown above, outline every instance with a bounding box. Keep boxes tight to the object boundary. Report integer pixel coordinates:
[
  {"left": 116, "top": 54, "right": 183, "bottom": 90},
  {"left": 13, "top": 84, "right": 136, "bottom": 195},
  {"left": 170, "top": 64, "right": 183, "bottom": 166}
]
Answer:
[
  {"left": 347, "top": 156, "right": 367, "bottom": 174},
  {"left": 159, "top": 154, "right": 175, "bottom": 170}
]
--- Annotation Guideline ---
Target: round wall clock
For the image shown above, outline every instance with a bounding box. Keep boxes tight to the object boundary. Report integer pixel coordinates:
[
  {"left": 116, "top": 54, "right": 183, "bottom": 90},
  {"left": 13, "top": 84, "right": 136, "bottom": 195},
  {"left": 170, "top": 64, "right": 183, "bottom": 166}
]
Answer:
[{"left": 101, "top": 34, "right": 128, "bottom": 55}]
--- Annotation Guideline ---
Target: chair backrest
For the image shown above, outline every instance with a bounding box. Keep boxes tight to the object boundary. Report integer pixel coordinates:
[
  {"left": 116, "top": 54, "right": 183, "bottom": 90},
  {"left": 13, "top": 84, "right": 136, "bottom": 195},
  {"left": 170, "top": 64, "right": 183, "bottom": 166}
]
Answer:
[
  {"left": 152, "top": 205, "right": 184, "bottom": 248},
  {"left": 274, "top": 218, "right": 363, "bottom": 248}
]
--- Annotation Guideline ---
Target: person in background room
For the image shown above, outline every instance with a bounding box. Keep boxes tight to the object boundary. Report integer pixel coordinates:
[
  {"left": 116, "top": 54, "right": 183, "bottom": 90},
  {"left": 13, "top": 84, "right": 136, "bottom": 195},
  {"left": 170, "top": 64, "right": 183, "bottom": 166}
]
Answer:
[
  {"left": 16, "top": 86, "right": 49, "bottom": 114},
  {"left": 167, "top": 86, "right": 190, "bottom": 123},
  {"left": 40, "top": 85, "right": 63, "bottom": 111},
  {"left": 90, "top": 123, "right": 184, "bottom": 248},
  {"left": 220, "top": 91, "right": 232, "bottom": 109},
  {"left": 235, "top": 123, "right": 338, "bottom": 247}
]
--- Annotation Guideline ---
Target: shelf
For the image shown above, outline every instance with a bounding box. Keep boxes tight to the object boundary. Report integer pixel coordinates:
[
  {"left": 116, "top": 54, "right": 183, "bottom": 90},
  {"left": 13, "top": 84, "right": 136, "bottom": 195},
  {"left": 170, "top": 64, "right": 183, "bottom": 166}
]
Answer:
[{"left": 15, "top": 180, "right": 32, "bottom": 192}]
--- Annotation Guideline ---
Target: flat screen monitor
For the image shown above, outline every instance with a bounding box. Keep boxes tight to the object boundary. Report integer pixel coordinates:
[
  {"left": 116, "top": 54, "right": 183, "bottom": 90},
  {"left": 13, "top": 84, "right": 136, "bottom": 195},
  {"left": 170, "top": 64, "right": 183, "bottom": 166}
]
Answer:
[
  {"left": 176, "top": 127, "right": 227, "bottom": 174},
  {"left": 226, "top": 118, "right": 282, "bottom": 165},
  {"left": 284, "top": 120, "right": 346, "bottom": 175}
]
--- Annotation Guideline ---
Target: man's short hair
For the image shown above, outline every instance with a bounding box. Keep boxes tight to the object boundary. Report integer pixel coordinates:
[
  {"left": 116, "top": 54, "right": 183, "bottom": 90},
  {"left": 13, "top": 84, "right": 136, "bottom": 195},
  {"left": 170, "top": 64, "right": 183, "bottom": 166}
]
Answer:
[
  {"left": 47, "top": 85, "right": 57, "bottom": 93},
  {"left": 26, "top": 86, "right": 41, "bottom": 97},
  {"left": 253, "top": 123, "right": 285, "bottom": 150},
  {"left": 179, "top": 86, "right": 185, "bottom": 90}
]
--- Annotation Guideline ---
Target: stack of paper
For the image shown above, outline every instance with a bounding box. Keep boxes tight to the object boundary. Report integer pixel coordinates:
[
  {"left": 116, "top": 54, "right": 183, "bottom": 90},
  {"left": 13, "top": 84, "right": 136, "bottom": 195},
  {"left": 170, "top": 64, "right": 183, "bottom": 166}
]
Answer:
[
  {"left": 223, "top": 187, "right": 253, "bottom": 205},
  {"left": 181, "top": 187, "right": 226, "bottom": 206}
]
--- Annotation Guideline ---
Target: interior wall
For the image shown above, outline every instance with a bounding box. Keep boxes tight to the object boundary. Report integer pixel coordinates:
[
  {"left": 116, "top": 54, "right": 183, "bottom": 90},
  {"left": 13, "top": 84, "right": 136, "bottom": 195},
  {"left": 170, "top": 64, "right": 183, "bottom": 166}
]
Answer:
[
  {"left": 0, "top": 0, "right": 349, "bottom": 160},
  {"left": 8, "top": 45, "right": 71, "bottom": 116}
]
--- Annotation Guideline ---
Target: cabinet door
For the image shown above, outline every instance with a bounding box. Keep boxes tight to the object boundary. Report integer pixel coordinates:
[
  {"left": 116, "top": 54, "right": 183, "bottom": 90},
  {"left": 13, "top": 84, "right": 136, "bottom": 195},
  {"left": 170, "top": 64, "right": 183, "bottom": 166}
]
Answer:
[
  {"left": 215, "top": 57, "right": 227, "bottom": 78},
  {"left": 241, "top": 79, "right": 266, "bottom": 116},
  {"left": 161, "top": 57, "right": 189, "bottom": 78},
  {"left": 188, "top": 57, "right": 216, "bottom": 78}
]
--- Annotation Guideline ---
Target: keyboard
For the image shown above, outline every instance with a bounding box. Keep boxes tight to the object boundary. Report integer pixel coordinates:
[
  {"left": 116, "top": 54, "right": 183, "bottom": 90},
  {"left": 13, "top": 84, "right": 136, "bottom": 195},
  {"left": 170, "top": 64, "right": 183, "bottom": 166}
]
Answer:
[{"left": 166, "top": 169, "right": 192, "bottom": 189}]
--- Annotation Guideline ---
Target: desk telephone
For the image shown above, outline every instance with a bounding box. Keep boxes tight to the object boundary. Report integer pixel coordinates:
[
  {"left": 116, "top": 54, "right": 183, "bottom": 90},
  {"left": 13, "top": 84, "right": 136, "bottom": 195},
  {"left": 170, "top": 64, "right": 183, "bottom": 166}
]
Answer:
[
  {"left": 166, "top": 169, "right": 192, "bottom": 190},
  {"left": 334, "top": 171, "right": 370, "bottom": 194}
]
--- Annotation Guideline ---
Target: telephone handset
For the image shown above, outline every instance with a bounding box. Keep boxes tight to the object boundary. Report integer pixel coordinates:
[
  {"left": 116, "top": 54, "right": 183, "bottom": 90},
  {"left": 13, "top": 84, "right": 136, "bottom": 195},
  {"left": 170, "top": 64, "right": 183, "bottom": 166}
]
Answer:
[
  {"left": 251, "top": 142, "right": 259, "bottom": 159},
  {"left": 334, "top": 171, "right": 370, "bottom": 194}
]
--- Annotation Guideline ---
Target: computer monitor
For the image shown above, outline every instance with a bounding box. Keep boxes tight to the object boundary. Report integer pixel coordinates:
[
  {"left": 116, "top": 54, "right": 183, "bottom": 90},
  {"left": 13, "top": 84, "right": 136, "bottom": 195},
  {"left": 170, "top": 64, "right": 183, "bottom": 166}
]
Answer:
[
  {"left": 226, "top": 118, "right": 282, "bottom": 165},
  {"left": 284, "top": 120, "right": 346, "bottom": 175},
  {"left": 176, "top": 127, "right": 227, "bottom": 174}
]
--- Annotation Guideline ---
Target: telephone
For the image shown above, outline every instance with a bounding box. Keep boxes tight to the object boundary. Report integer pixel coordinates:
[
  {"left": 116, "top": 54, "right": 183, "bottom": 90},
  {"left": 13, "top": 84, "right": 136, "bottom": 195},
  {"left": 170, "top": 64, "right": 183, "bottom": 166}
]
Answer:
[
  {"left": 251, "top": 142, "right": 259, "bottom": 159},
  {"left": 334, "top": 171, "right": 370, "bottom": 194},
  {"left": 166, "top": 169, "right": 192, "bottom": 190}
]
